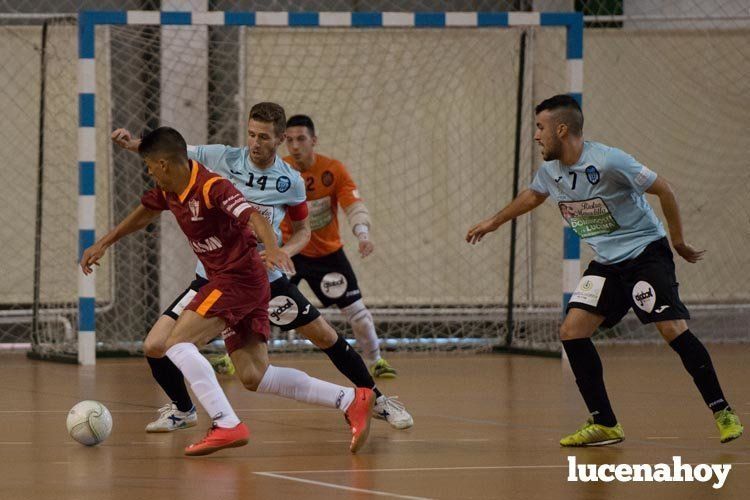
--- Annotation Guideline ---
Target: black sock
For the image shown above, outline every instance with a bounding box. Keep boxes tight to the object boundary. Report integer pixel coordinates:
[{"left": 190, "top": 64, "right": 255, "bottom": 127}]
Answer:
[
  {"left": 669, "top": 330, "right": 729, "bottom": 413},
  {"left": 322, "top": 336, "right": 382, "bottom": 398},
  {"left": 146, "top": 356, "right": 194, "bottom": 412},
  {"left": 562, "top": 338, "right": 618, "bottom": 427}
]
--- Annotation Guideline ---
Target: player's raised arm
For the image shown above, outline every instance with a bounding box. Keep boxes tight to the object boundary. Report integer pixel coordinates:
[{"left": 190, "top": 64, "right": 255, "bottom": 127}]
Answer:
[
  {"left": 646, "top": 176, "right": 705, "bottom": 263},
  {"left": 111, "top": 128, "right": 141, "bottom": 152},
  {"left": 80, "top": 204, "right": 160, "bottom": 275},
  {"left": 466, "top": 188, "right": 548, "bottom": 244}
]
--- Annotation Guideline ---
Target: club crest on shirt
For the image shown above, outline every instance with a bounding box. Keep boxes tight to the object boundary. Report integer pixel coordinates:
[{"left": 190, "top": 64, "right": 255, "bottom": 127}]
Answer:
[
  {"left": 585, "top": 165, "right": 600, "bottom": 185},
  {"left": 276, "top": 175, "right": 291, "bottom": 193},
  {"left": 188, "top": 199, "right": 203, "bottom": 221},
  {"left": 321, "top": 170, "right": 334, "bottom": 187}
]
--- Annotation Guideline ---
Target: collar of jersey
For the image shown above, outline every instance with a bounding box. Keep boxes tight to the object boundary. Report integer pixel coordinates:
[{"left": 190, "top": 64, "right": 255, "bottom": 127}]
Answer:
[{"left": 177, "top": 160, "right": 199, "bottom": 203}]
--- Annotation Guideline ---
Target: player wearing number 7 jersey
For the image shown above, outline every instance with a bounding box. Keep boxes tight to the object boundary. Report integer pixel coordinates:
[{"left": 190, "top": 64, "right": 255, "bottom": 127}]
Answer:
[{"left": 466, "top": 94, "right": 742, "bottom": 447}]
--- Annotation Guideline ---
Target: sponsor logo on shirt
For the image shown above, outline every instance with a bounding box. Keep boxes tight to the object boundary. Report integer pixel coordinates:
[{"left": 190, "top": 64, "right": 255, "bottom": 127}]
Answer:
[
  {"left": 248, "top": 201, "right": 274, "bottom": 225},
  {"left": 558, "top": 197, "right": 620, "bottom": 238},
  {"left": 189, "top": 236, "right": 223, "bottom": 253},
  {"left": 308, "top": 197, "right": 334, "bottom": 231},
  {"left": 635, "top": 166, "right": 654, "bottom": 187}
]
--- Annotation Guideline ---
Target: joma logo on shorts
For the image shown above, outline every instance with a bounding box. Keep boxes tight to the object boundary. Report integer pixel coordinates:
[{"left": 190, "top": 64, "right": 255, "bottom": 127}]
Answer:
[
  {"left": 189, "top": 236, "right": 223, "bottom": 253},
  {"left": 323, "top": 277, "right": 345, "bottom": 294},
  {"left": 270, "top": 298, "right": 294, "bottom": 322},
  {"left": 634, "top": 288, "right": 653, "bottom": 306}
]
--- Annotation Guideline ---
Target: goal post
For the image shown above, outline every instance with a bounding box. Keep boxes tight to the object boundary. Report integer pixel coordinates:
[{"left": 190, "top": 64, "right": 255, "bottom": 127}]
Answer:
[{"left": 74, "top": 10, "right": 583, "bottom": 364}]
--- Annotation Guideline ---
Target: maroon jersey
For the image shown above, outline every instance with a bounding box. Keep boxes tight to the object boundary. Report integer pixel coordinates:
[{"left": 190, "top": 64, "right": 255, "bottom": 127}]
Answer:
[{"left": 141, "top": 160, "right": 265, "bottom": 281}]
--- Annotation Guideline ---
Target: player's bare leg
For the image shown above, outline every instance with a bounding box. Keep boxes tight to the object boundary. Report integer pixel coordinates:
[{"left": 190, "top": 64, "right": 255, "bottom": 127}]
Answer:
[
  {"left": 142, "top": 315, "right": 197, "bottom": 432},
  {"left": 229, "top": 334, "right": 375, "bottom": 453},
  {"left": 657, "top": 319, "right": 743, "bottom": 443},
  {"left": 559, "top": 308, "right": 624, "bottom": 447},
  {"left": 164, "top": 311, "right": 249, "bottom": 456}
]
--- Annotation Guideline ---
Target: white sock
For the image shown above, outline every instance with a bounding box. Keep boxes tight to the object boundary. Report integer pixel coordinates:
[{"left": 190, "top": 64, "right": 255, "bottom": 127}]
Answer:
[
  {"left": 257, "top": 365, "right": 355, "bottom": 412},
  {"left": 341, "top": 300, "right": 380, "bottom": 366},
  {"left": 166, "top": 342, "right": 241, "bottom": 428}
]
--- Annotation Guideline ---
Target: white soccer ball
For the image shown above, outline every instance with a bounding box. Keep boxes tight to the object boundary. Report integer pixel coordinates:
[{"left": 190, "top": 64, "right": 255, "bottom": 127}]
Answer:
[{"left": 66, "top": 400, "right": 113, "bottom": 446}]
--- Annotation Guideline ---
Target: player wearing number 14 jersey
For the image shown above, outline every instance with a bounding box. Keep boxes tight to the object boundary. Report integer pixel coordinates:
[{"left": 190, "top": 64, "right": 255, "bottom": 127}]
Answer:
[
  {"left": 111, "top": 103, "right": 412, "bottom": 432},
  {"left": 467, "top": 94, "right": 742, "bottom": 447}
]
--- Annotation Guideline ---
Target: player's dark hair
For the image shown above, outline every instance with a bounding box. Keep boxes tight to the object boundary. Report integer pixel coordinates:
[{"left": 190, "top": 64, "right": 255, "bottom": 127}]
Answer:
[
  {"left": 249, "top": 102, "right": 286, "bottom": 136},
  {"left": 286, "top": 114, "right": 316, "bottom": 136},
  {"left": 138, "top": 126, "right": 188, "bottom": 163},
  {"left": 535, "top": 94, "right": 584, "bottom": 136}
]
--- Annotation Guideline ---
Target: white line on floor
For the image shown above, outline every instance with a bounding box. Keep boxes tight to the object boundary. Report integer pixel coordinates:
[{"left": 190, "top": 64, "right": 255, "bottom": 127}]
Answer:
[
  {"left": 254, "top": 471, "right": 433, "bottom": 500},
  {"left": 262, "top": 462, "right": 750, "bottom": 476},
  {"left": 263, "top": 464, "right": 569, "bottom": 475},
  {"left": 262, "top": 440, "right": 298, "bottom": 444},
  {"left": 0, "top": 442, "right": 31, "bottom": 445},
  {"left": 646, "top": 436, "right": 679, "bottom": 439}
]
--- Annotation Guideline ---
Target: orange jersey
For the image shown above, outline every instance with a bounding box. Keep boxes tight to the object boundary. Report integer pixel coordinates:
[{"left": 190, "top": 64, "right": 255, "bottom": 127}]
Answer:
[{"left": 281, "top": 153, "right": 362, "bottom": 258}]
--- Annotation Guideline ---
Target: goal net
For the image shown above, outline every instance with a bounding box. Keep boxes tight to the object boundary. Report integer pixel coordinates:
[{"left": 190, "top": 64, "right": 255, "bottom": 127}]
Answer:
[{"left": 1, "top": 8, "right": 747, "bottom": 361}]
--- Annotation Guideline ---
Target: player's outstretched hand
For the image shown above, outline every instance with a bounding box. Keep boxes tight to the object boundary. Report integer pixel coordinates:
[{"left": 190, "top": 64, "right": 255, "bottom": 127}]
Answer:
[
  {"left": 111, "top": 128, "right": 140, "bottom": 152},
  {"left": 673, "top": 242, "right": 705, "bottom": 263},
  {"left": 261, "top": 248, "right": 295, "bottom": 274},
  {"left": 466, "top": 218, "right": 500, "bottom": 245},
  {"left": 80, "top": 243, "right": 107, "bottom": 275},
  {"left": 359, "top": 240, "right": 374, "bottom": 258}
]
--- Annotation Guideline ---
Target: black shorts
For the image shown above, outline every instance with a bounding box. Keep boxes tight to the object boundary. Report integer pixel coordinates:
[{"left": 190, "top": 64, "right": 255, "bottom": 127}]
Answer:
[
  {"left": 163, "top": 274, "right": 320, "bottom": 331},
  {"left": 567, "top": 237, "right": 690, "bottom": 328},
  {"left": 290, "top": 248, "right": 362, "bottom": 308},
  {"left": 163, "top": 276, "right": 207, "bottom": 320},
  {"left": 268, "top": 274, "right": 321, "bottom": 331}
]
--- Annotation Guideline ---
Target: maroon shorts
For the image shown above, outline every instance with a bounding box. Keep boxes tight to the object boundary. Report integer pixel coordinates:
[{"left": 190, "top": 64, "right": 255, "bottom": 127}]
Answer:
[{"left": 184, "top": 274, "right": 270, "bottom": 354}]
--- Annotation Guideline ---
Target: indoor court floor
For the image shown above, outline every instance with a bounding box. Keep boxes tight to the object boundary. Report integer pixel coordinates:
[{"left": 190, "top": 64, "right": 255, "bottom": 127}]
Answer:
[{"left": 0, "top": 345, "right": 748, "bottom": 499}]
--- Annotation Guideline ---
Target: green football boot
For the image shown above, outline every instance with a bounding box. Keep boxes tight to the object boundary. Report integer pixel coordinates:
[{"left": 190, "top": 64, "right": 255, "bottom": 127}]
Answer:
[
  {"left": 715, "top": 408, "right": 743, "bottom": 443},
  {"left": 560, "top": 418, "right": 624, "bottom": 447}
]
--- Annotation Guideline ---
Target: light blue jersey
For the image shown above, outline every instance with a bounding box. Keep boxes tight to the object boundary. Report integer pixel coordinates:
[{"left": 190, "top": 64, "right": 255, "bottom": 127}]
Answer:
[
  {"left": 187, "top": 145, "right": 306, "bottom": 282},
  {"left": 529, "top": 141, "right": 665, "bottom": 264}
]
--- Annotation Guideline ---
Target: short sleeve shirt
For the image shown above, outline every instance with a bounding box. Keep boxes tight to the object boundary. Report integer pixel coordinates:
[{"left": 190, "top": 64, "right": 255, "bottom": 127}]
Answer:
[
  {"left": 281, "top": 153, "right": 362, "bottom": 258},
  {"left": 140, "top": 160, "right": 265, "bottom": 281},
  {"left": 187, "top": 145, "right": 306, "bottom": 281},
  {"left": 529, "top": 141, "right": 665, "bottom": 263}
]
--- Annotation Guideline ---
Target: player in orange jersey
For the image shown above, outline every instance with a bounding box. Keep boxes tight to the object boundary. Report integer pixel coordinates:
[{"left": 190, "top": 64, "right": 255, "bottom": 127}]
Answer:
[{"left": 282, "top": 115, "right": 396, "bottom": 379}]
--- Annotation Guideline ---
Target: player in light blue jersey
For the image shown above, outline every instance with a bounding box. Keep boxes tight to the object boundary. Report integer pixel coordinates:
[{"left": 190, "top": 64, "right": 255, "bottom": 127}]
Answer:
[
  {"left": 113, "top": 103, "right": 412, "bottom": 433},
  {"left": 466, "top": 95, "right": 742, "bottom": 446}
]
